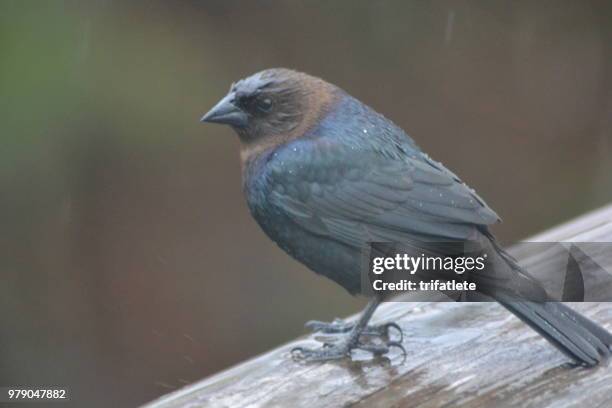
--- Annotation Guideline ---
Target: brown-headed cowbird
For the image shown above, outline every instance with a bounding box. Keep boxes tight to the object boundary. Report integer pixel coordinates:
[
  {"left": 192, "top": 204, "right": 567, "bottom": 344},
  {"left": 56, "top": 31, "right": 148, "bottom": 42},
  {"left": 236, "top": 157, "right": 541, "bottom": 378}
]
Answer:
[{"left": 202, "top": 68, "right": 612, "bottom": 365}]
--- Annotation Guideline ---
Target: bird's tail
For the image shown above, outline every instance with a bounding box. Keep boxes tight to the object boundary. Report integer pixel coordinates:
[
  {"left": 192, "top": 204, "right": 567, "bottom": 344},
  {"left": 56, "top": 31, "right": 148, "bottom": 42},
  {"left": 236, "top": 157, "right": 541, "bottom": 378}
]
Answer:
[
  {"left": 498, "top": 300, "right": 612, "bottom": 367},
  {"left": 489, "top": 238, "right": 612, "bottom": 367}
]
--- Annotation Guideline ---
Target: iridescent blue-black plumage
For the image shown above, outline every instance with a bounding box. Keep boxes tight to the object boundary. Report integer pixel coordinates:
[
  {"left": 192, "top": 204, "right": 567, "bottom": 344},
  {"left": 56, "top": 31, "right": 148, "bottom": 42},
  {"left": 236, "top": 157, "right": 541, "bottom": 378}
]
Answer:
[
  {"left": 203, "top": 68, "right": 612, "bottom": 365},
  {"left": 240, "top": 73, "right": 499, "bottom": 293}
]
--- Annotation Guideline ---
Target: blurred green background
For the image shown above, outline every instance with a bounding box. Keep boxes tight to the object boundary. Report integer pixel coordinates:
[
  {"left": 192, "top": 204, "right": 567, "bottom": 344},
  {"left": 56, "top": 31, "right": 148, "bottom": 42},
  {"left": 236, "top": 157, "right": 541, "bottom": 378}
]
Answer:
[{"left": 1, "top": 1, "right": 611, "bottom": 406}]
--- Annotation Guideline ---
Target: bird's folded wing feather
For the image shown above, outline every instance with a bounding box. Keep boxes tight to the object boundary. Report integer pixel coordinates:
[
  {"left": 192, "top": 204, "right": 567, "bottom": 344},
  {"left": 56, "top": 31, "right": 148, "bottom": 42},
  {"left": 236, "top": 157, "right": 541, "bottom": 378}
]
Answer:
[{"left": 266, "top": 140, "right": 500, "bottom": 248}]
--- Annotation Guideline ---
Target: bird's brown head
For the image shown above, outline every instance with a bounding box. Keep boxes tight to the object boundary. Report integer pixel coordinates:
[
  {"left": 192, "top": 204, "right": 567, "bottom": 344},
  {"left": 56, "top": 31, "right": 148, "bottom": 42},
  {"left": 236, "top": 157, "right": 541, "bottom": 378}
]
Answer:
[{"left": 202, "top": 68, "right": 338, "bottom": 159}]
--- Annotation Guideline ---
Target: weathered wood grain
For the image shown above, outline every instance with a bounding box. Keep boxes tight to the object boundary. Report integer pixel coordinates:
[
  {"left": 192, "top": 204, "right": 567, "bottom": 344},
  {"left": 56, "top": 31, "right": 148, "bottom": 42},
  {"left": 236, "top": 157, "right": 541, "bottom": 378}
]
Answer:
[{"left": 144, "top": 204, "right": 612, "bottom": 408}]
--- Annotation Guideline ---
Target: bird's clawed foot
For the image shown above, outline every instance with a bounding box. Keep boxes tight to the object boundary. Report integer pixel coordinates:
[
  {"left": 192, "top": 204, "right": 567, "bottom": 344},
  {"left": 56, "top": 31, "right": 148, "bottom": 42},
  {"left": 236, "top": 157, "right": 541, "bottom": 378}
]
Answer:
[
  {"left": 291, "top": 337, "right": 405, "bottom": 362},
  {"left": 292, "top": 318, "right": 406, "bottom": 362},
  {"left": 305, "top": 319, "right": 404, "bottom": 343}
]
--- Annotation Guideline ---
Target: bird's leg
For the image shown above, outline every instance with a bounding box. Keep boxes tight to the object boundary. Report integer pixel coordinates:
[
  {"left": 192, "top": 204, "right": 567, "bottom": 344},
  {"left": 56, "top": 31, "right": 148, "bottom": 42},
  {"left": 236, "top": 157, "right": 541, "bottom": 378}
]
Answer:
[{"left": 292, "top": 299, "right": 405, "bottom": 362}]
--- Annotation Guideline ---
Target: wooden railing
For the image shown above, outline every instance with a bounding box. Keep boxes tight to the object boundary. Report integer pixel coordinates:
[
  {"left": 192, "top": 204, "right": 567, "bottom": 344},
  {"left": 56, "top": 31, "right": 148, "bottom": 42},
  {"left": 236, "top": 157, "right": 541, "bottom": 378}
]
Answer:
[{"left": 144, "top": 204, "right": 612, "bottom": 408}]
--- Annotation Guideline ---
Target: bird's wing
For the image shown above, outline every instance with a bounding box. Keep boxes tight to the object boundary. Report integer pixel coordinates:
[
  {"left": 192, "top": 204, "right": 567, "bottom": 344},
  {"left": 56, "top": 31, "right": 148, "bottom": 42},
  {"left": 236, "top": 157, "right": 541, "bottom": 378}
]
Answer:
[{"left": 266, "top": 140, "right": 500, "bottom": 248}]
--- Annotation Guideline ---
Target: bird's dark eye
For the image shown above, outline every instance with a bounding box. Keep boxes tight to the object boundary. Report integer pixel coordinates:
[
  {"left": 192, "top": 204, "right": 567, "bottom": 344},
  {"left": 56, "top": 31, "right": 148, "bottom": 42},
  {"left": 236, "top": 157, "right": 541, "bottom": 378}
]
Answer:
[{"left": 256, "top": 97, "right": 273, "bottom": 113}]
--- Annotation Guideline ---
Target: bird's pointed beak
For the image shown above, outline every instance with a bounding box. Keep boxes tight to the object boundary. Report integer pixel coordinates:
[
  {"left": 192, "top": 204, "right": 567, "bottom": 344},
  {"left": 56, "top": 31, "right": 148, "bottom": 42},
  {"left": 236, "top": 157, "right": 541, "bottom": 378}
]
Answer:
[{"left": 201, "top": 92, "right": 248, "bottom": 127}]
